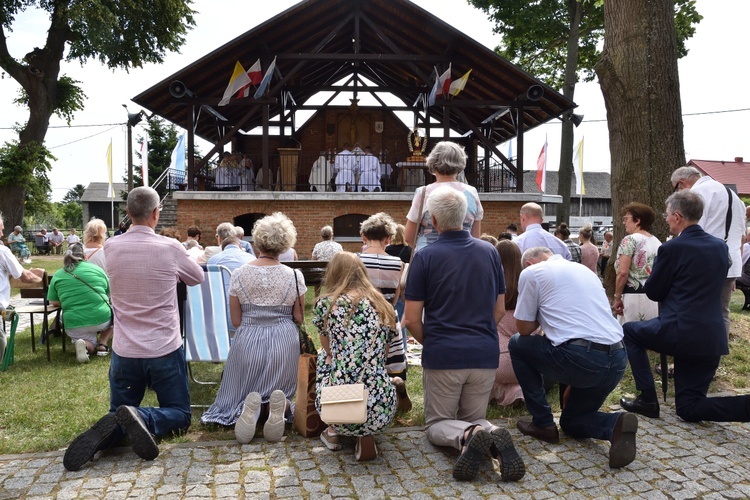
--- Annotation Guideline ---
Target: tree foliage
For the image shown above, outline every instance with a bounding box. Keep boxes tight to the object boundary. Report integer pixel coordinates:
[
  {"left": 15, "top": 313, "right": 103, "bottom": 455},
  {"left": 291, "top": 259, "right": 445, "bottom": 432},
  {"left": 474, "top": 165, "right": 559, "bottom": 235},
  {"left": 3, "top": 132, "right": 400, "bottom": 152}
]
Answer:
[
  {"left": 62, "top": 184, "right": 86, "bottom": 203},
  {"left": 126, "top": 117, "right": 181, "bottom": 199},
  {"left": 0, "top": 0, "right": 196, "bottom": 225},
  {"left": 468, "top": 0, "right": 701, "bottom": 90}
]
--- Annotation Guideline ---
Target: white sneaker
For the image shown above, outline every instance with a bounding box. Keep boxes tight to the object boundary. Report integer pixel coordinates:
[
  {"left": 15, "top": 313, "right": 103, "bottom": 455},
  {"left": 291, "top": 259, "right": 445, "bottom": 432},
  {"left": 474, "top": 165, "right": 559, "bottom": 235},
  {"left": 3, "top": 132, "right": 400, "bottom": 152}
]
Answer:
[
  {"left": 263, "top": 390, "right": 286, "bottom": 442},
  {"left": 235, "top": 392, "right": 261, "bottom": 444},
  {"left": 75, "top": 339, "right": 89, "bottom": 363}
]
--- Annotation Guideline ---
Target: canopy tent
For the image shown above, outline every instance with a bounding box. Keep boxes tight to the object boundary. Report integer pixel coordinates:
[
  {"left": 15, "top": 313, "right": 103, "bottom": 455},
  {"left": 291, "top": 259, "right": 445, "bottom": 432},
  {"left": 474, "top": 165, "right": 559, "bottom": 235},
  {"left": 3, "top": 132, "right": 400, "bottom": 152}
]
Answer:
[{"left": 132, "top": 0, "right": 575, "bottom": 191}]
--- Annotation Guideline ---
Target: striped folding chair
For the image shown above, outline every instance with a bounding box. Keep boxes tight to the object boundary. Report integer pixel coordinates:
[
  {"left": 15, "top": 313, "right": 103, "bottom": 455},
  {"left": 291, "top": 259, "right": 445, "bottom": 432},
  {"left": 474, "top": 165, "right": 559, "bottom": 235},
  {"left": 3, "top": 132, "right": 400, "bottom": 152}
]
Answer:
[{"left": 182, "top": 264, "right": 232, "bottom": 386}]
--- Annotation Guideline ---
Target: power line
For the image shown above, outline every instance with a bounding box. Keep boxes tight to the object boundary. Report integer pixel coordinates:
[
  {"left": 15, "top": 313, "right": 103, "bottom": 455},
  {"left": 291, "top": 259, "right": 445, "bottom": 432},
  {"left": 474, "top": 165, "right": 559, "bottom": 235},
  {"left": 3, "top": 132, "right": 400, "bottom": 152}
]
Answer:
[
  {"left": 48, "top": 125, "right": 121, "bottom": 149},
  {"left": 564, "top": 107, "right": 750, "bottom": 124},
  {"left": 0, "top": 122, "right": 123, "bottom": 130}
]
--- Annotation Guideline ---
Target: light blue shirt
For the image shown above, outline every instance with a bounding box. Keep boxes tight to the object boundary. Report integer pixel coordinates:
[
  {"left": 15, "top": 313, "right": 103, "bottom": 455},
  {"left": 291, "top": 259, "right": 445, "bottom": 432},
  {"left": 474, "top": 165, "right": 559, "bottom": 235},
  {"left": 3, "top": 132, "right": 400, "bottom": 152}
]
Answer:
[
  {"left": 514, "top": 223, "right": 572, "bottom": 260},
  {"left": 208, "top": 245, "right": 256, "bottom": 329},
  {"left": 238, "top": 239, "right": 255, "bottom": 256},
  {"left": 207, "top": 245, "right": 255, "bottom": 274}
]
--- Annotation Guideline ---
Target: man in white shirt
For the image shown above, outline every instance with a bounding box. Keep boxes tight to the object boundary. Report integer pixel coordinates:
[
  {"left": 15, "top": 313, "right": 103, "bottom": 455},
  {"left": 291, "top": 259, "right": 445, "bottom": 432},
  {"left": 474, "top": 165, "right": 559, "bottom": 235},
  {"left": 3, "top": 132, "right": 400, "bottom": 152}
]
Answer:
[
  {"left": 513, "top": 203, "right": 572, "bottom": 260},
  {"left": 510, "top": 246, "right": 637, "bottom": 468},
  {"left": 48, "top": 228, "right": 64, "bottom": 254},
  {"left": 66, "top": 228, "right": 80, "bottom": 246},
  {"left": 671, "top": 166, "right": 747, "bottom": 338},
  {"left": 0, "top": 215, "right": 44, "bottom": 361}
]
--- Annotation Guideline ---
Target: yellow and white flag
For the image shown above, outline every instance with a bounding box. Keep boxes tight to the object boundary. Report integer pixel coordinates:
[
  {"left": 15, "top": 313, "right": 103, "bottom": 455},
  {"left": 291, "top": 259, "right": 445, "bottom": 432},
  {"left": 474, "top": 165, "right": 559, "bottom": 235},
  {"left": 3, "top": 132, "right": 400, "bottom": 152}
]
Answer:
[
  {"left": 219, "top": 61, "right": 252, "bottom": 106},
  {"left": 573, "top": 137, "right": 585, "bottom": 195},
  {"left": 449, "top": 69, "right": 472, "bottom": 96},
  {"left": 106, "top": 139, "right": 114, "bottom": 198}
]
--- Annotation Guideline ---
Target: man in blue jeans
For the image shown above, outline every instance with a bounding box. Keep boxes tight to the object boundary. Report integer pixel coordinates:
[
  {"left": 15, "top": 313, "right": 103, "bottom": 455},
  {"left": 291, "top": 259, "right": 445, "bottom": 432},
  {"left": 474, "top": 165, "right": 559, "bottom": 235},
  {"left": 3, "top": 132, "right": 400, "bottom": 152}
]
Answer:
[
  {"left": 510, "top": 246, "right": 638, "bottom": 468},
  {"left": 63, "top": 187, "right": 204, "bottom": 471}
]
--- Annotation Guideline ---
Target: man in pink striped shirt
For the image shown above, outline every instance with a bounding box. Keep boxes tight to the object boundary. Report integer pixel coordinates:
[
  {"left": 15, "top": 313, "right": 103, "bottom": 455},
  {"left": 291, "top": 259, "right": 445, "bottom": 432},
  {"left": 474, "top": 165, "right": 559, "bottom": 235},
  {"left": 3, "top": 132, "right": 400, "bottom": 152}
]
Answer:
[{"left": 64, "top": 186, "right": 204, "bottom": 471}]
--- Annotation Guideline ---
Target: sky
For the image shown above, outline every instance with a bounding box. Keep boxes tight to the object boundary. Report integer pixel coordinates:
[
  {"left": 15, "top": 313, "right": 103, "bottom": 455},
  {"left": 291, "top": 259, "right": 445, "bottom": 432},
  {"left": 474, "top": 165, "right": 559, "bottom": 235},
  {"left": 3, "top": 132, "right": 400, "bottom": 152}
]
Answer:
[{"left": 0, "top": 0, "right": 748, "bottom": 202}]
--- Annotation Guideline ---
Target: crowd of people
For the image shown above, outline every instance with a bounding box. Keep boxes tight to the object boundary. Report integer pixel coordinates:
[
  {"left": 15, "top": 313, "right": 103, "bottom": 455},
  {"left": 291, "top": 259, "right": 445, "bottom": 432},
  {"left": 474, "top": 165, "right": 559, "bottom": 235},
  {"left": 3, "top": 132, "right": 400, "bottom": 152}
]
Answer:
[{"left": 3, "top": 141, "right": 748, "bottom": 482}]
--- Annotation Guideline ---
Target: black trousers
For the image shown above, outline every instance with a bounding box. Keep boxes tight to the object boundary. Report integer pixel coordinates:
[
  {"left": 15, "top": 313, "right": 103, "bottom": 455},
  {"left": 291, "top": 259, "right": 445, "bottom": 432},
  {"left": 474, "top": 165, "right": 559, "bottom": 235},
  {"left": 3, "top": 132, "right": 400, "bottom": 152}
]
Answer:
[{"left": 623, "top": 321, "right": 750, "bottom": 423}]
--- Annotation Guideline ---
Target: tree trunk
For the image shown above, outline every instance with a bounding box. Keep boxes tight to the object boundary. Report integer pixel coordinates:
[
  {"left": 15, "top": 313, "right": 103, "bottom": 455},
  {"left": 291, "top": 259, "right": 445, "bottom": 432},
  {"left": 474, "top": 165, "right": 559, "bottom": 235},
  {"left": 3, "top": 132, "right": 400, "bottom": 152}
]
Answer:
[
  {"left": 555, "top": 0, "right": 583, "bottom": 226},
  {"left": 595, "top": 0, "right": 685, "bottom": 294}
]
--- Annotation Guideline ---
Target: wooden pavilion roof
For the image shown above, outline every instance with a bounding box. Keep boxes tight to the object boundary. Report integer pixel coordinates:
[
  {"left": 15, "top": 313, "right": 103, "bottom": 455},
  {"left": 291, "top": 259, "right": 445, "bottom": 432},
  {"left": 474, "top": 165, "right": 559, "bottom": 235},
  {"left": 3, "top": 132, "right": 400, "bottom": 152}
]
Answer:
[{"left": 132, "top": 0, "right": 575, "bottom": 152}]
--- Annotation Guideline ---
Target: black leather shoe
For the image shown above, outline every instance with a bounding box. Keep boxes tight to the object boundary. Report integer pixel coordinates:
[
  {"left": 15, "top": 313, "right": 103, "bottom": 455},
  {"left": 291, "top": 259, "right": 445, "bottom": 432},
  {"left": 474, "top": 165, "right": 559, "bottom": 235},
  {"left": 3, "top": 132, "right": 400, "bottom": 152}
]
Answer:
[
  {"left": 609, "top": 412, "right": 638, "bottom": 468},
  {"left": 516, "top": 420, "right": 560, "bottom": 444},
  {"left": 620, "top": 396, "right": 660, "bottom": 418}
]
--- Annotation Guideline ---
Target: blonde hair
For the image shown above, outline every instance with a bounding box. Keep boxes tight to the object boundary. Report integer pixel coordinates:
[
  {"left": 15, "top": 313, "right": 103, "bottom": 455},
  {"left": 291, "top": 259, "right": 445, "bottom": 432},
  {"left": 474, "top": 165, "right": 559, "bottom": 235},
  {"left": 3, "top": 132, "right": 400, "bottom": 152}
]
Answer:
[
  {"left": 320, "top": 252, "right": 396, "bottom": 330},
  {"left": 84, "top": 218, "right": 107, "bottom": 246},
  {"left": 391, "top": 224, "right": 407, "bottom": 246},
  {"left": 252, "top": 212, "right": 297, "bottom": 256}
]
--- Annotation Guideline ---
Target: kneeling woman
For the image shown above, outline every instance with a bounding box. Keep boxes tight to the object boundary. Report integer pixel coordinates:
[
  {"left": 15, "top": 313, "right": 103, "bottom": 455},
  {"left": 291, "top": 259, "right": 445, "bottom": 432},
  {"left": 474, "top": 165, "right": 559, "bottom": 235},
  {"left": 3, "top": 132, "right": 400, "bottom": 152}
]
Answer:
[
  {"left": 47, "top": 243, "right": 113, "bottom": 363},
  {"left": 314, "top": 252, "right": 398, "bottom": 461}
]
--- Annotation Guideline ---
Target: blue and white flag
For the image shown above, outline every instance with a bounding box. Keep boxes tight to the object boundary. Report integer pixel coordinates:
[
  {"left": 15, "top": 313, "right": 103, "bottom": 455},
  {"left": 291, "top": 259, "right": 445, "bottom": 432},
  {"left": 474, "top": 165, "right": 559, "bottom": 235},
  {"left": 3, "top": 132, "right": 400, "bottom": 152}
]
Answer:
[
  {"left": 169, "top": 133, "right": 186, "bottom": 171},
  {"left": 254, "top": 56, "right": 277, "bottom": 99}
]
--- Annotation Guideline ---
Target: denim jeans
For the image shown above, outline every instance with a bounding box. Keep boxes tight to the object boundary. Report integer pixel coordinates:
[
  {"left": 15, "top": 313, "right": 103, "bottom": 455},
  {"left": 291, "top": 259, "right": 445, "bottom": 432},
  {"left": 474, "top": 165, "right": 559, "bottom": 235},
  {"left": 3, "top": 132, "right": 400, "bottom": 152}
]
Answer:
[
  {"left": 509, "top": 334, "right": 626, "bottom": 441},
  {"left": 109, "top": 347, "right": 191, "bottom": 437}
]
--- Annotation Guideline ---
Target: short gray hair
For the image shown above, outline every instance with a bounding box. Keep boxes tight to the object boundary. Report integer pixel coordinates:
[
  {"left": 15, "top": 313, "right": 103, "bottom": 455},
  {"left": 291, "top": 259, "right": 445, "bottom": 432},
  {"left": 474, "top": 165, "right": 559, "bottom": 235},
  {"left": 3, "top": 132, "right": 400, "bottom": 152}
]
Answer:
[
  {"left": 221, "top": 236, "right": 240, "bottom": 250},
  {"left": 426, "top": 185, "right": 467, "bottom": 231},
  {"left": 666, "top": 190, "right": 703, "bottom": 222},
  {"left": 216, "top": 222, "right": 235, "bottom": 241},
  {"left": 234, "top": 225, "right": 245, "bottom": 237},
  {"left": 320, "top": 225, "right": 334, "bottom": 240},
  {"left": 126, "top": 186, "right": 159, "bottom": 222},
  {"left": 670, "top": 166, "right": 701, "bottom": 185},
  {"left": 425, "top": 141, "right": 467, "bottom": 176},
  {"left": 521, "top": 246, "right": 553, "bottom": 268},
  {"left": 252, "top": 212, "right": 297, "bottom": 256}
]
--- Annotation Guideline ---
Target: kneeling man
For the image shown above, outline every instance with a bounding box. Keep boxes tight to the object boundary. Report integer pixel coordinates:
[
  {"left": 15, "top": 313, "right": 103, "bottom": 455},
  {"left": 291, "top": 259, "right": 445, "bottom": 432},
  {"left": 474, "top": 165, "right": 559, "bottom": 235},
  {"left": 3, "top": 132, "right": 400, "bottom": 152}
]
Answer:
[
  {"left": 404, "top": 185, "right": 524, "bottom": 482},
  {"left": 510, "top": 246, "right": 637, "bottom": 468},
  {"left": 621, "top": 190, "right": 750, "bottom": 422}
]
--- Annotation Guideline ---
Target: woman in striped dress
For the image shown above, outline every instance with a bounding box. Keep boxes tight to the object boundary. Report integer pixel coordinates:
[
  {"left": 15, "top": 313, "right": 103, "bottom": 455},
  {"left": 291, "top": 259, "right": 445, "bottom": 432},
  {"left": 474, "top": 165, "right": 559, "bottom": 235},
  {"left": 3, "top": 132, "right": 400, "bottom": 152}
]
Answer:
[
  {"left": 358, "top": 213, "right": 411, "bottom": 412},
  {"left": 201, "top": 213, "right": 307, "bottom": 444}
]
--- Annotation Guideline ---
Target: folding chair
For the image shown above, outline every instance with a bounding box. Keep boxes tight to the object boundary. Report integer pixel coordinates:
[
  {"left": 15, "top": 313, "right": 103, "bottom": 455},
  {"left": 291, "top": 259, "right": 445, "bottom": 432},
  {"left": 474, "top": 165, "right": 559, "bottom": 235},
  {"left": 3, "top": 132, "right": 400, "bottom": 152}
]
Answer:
[
  {"left": 1, "top": 308, "right": 19, "bottom": 371},
  {"left": 12, "top": 272, "right": 65, "bottom": 361},
  {"left": 33, "top": 235, "right": 50, "bottom": 255},
  {"left": 182, "top": 265, "right": 232, "bottom": 386}
]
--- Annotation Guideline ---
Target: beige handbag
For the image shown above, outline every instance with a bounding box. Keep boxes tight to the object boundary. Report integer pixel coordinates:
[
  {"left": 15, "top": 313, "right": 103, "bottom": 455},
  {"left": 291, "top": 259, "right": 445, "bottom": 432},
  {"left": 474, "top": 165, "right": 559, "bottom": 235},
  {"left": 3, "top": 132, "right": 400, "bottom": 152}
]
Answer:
[{"left": 319, "top": 383, "right": 368, "bottom": 424}]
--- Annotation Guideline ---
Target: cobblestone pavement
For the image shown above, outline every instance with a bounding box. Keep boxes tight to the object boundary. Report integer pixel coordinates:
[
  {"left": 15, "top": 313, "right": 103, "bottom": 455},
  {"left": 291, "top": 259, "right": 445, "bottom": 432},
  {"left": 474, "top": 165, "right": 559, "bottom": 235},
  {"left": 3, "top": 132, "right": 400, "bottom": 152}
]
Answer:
[{"left": 2, "top": 401, "right": 750, "bottom": 499}]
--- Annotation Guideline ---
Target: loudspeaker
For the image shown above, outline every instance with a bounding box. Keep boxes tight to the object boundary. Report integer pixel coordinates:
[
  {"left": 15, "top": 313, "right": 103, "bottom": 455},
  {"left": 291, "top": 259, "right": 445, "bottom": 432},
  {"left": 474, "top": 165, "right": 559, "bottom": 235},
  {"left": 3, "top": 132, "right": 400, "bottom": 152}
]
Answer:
[
  {"left": 526, "top": 85, "right": 544, "bottom": 101},
  {"left": 570, "top": 113, "right": 584, "bottom": 127},
  {"left": 169, "top": 81, "right": 188, "bottom": 98},
  {"left": 127, "top": 112, "right": 143, "bottom": 127}
]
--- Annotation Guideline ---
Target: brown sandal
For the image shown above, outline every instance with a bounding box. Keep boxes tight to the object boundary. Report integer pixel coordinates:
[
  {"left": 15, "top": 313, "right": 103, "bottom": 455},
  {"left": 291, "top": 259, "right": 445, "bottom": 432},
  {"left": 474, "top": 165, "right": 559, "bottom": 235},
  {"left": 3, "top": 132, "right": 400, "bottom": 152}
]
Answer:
[{"left": 355, "top": 435, "right": 377, "bottom": 461}]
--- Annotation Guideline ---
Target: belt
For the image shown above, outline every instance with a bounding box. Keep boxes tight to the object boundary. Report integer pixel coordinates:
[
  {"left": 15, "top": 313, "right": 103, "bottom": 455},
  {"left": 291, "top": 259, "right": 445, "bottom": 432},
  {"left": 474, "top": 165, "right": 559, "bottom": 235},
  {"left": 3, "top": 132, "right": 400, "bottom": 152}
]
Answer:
[{"left": 565, "top": 339, "right": 624, "bottom": 353}]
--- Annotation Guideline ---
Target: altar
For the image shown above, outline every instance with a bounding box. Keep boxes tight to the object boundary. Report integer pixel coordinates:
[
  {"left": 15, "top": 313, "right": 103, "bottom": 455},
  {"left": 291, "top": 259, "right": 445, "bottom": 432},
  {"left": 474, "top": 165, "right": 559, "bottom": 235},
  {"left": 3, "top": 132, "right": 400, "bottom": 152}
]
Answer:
[{"left": 396, "top": 161, "right": 426, "bottom": 192}]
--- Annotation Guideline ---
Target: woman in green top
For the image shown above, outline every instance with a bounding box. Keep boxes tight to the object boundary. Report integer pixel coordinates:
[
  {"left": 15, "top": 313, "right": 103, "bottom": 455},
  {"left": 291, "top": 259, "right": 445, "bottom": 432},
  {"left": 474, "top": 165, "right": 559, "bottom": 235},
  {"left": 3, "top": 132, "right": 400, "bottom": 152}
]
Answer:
[{"left": 47, "top": 243, "right": 113, "bottom": 363}]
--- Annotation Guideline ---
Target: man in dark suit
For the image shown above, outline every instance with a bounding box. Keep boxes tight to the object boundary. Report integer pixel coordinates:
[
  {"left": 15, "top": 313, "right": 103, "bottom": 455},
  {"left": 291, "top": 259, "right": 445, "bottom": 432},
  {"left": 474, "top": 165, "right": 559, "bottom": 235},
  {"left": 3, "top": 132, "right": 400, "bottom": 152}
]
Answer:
[{"left": 621, "top": 190, "right": 750, "bottom": 422}]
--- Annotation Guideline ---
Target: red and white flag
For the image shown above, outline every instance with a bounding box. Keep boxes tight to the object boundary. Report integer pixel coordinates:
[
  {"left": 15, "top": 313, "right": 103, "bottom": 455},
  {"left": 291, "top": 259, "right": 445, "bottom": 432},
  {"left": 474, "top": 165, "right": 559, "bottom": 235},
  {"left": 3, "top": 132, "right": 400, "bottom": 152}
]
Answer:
[
  {"left": 436, "top": 63, "right": 452, "bottom": 97},
  {"left": 536, "top": 136, "right": 547, "bottom": 192},
  {"left": 237, "top": 59, "right": 262, "bottom": 98}
]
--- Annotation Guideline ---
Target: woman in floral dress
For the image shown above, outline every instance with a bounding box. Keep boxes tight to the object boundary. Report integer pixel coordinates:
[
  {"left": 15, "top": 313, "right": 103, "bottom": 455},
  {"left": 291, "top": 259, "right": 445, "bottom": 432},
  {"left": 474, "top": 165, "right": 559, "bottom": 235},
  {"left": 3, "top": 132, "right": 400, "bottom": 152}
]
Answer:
[
  {"left": 314, "top": 252, "right": 398, "bottom": 461},
  {"left": 613, "top": 202, "right": 662, "bottom": 324}
]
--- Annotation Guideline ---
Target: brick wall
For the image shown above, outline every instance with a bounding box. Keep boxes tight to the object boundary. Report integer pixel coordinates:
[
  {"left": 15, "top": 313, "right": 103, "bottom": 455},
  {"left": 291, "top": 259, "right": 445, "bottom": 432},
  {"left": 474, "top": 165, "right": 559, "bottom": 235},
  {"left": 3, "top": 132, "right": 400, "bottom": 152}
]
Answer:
[{"left": 175, "top": 193, "right": 527, "bottom": 257}]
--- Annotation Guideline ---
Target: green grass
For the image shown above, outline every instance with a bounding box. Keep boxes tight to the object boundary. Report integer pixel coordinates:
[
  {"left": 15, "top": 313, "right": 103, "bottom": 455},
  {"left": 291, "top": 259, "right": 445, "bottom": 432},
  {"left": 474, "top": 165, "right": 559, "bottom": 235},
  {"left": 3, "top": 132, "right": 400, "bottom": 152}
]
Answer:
[{"left": 2, "top": 286, "right": 749, "bottom": 455}]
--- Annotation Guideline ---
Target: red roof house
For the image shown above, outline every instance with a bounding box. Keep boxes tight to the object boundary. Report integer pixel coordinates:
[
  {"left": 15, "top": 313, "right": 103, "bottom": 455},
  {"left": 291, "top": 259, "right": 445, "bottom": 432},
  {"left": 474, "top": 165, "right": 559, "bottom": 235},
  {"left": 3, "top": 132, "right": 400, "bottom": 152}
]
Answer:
[{"left": 688, "top": 157, "right": 750, "bottom": 197}]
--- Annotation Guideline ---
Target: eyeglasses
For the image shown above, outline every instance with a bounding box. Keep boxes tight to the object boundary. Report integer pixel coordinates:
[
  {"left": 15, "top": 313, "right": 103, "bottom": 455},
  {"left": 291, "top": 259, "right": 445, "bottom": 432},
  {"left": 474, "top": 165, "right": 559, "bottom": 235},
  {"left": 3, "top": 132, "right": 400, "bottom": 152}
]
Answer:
[
  {"left": 672, "top": 182, "right": 680, "bottom": 193},
  {"left": 663, "top": 211, "right": 682, "bottom": 219},
  {"left": 622, "top": 215, "right": 632, "bottom": 223}
]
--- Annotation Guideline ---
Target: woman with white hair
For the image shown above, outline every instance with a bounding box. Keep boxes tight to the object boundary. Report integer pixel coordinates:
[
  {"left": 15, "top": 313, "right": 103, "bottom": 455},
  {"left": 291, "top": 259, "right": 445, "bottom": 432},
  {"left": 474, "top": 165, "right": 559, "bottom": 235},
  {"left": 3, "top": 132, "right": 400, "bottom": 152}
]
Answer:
[
  {"left": 201, "top": 212, "right": 307, "bottom": 445},
  {"left": 7, "top": 226, "right": 32, "bottom": 263},
  {"left": 47, "top": 243, "right": 113, "bottom": 363},
  {"left": 83, "top": 218, "right": 108, "bottom": 270},
  {"left": 404, "top": 141, "right": 483, "bottom": 251}
]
